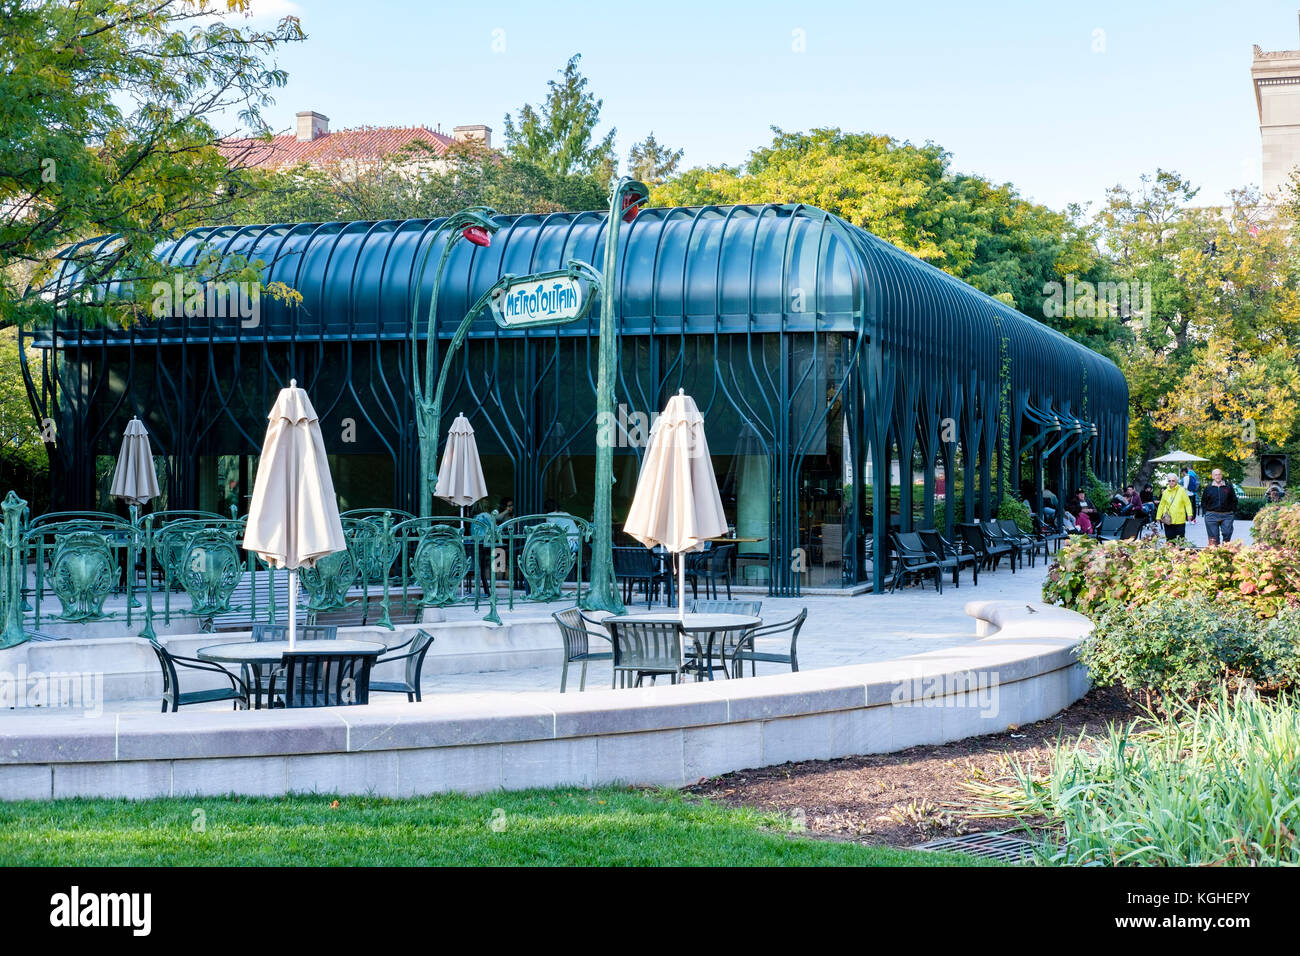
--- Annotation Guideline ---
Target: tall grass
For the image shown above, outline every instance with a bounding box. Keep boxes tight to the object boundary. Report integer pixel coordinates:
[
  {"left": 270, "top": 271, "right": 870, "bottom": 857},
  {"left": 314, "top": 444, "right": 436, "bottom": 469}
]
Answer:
[{"left": 965, "top": 690, "right": 1300, "bottom": 865}]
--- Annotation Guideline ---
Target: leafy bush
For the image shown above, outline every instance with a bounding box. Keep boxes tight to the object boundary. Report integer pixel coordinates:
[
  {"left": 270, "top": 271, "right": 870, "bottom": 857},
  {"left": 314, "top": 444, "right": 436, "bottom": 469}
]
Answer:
[
  {"left": 1237, "top": 495, "right": 1268, "bottom": 519},
  {"left": 1253, "top": 502, "right": 1300, "bottom": 550},
  {"left": 1083, "top": 469, "right": 1111, "bottom": 512},
  {"left": 1043, "top": 536, "right": 1300, "bottom": 619},
  {"left": 1081, "top": 598, "right": 1300, "bottom": 700},
  {"left": 966, "top": 690, "right": 1300, "bottom": 865},
  {"left": 996, "top": 494, "right": 1032, "bottom": 532}
]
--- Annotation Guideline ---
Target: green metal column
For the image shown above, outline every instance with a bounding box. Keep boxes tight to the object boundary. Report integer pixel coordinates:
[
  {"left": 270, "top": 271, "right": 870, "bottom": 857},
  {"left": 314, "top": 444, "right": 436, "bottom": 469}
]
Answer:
[{"left": 582, "top": 177, "right": 647, "bottom": 615}]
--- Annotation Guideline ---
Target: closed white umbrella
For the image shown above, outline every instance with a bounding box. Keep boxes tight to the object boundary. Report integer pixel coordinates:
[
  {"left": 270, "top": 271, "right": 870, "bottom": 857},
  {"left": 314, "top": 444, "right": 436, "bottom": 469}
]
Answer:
[
  {"left": 623, "top": 390, "right": 728, "bottom": 621},
  {"left": 434, "top": 413, "right": 488, "bottom": 509},
  {"left": 109, "top": 417, "right": 160, "bottom": 508},
  {"left": 242, "top": 380, "right": 345, "bottom": 649}
]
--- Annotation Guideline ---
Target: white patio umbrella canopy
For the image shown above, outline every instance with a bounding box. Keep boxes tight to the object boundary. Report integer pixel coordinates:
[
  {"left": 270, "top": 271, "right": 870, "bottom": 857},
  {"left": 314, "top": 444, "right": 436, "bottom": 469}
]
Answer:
[
  {"left": 242, "top": 380, "right": 345, "bottom": 648},
  {"left": 623, "top": 390, "right": 728, "bottom": 621},
  {"left": 109, "top": 417, "right": 160, "bottom": 508},
  {"left": 434, "top": 413, "right": 488, "bottom": 508},
  {"left": 1148, "top": 449, "right": 1209, "bottom": 463}
]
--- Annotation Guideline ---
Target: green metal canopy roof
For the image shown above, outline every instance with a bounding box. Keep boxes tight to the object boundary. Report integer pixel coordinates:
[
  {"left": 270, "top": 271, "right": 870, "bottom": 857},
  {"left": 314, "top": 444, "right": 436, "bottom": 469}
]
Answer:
[{"left": 34, "top": 203, "right": 1127, "bottom": 479}]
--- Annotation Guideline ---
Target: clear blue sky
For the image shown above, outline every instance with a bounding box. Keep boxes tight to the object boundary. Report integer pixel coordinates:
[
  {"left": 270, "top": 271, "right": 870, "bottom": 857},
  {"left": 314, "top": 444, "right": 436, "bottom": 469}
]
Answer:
[{"left": 239, "top": 0, "right": 1300, "bottom": 213}]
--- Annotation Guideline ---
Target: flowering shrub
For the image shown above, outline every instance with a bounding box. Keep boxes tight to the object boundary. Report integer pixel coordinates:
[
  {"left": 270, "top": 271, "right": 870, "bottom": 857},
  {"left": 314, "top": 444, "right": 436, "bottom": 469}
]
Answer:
[
  {"left": 1042, "top": 536, "right": 1300, "bottom": 619},
  {"left": 1252, "top": 502, "right": 1300, "bottom": 550},
  {"left": 1045, "top": 535, "right": 1300, "bottom": 698},
  {"left": 1081, "top": 599, "right": 1300, "bottom": 700}
]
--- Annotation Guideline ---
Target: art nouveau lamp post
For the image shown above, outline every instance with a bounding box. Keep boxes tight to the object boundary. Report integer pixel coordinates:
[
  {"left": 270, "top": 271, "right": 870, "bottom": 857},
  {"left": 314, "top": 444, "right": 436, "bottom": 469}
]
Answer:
[
  {"left": 408, "top": 207, "right": 500, "bottom": 517},
  {"left": 581, "top": 177, "right": 649, "bottom": 614}
]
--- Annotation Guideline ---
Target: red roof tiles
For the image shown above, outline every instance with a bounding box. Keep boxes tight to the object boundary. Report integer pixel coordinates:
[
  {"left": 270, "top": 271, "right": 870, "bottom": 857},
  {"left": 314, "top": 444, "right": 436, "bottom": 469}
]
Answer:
[{"left": 217, "top": 126, "right": 455, "bottom": 170}]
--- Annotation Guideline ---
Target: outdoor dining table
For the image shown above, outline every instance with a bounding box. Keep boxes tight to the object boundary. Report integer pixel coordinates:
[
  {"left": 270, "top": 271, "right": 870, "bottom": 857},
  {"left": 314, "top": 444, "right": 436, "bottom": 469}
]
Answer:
[
  {"left": 197, "top": 639, "right": 385, "bottom": 708},
  {"left": 601, "top": 612, "right": 761, "bottom": 681}
]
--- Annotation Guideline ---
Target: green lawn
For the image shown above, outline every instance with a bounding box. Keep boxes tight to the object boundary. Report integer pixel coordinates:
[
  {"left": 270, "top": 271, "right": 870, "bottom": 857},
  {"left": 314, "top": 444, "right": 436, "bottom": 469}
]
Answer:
[{"left": 0, "top": 787, "right": 989, "bottom": 866}]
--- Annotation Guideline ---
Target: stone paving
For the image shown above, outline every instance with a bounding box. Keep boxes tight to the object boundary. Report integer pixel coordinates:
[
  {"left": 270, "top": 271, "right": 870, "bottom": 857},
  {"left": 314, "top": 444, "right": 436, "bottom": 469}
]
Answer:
[{"left": 6, "top": 518, "right": 1254, "bottom": 712}]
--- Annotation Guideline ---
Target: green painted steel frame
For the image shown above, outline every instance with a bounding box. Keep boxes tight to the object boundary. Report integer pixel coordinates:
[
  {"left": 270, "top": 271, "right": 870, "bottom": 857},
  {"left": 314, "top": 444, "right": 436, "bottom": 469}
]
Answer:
[{"left": 23, "top": 203, "right": 1128, "bottom": 596}]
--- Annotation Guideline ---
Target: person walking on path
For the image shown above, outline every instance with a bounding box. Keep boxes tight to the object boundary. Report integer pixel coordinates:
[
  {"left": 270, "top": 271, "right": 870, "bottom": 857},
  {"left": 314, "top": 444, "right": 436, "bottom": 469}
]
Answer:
[
  {"left": 1182, "top": 466, "right": 1201, "bottom": 519},
  {"left": 1200, "top": 468, "right": 1238, "bottom": 545},
  {"left": 1157, "top": 473, "right": 1194, "bottom": 542}
]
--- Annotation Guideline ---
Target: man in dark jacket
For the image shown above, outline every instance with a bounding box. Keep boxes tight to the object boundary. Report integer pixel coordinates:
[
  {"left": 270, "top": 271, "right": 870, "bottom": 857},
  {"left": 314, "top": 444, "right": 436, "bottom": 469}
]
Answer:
[{"left": 1200, "top": 468, "right": 1238, "bottom": 545}]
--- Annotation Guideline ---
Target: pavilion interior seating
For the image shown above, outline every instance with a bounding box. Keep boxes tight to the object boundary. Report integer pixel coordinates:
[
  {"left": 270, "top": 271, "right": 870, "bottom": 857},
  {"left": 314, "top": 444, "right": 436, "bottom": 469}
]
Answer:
[
  {"left": 686, "top": 544, "right": 735, "bottom": 600},
  {"left": 612, "top": 546, "right": 673, "bottom": 608}
]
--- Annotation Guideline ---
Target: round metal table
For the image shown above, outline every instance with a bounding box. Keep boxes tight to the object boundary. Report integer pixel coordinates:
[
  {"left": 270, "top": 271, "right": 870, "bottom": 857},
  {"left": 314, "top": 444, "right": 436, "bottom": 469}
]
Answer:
[
  {"left": 198, "top": 640, "right": 385, "bottom": 708},
  {"left": 602, "top": 612, "right": 761, "bottom": 681}
]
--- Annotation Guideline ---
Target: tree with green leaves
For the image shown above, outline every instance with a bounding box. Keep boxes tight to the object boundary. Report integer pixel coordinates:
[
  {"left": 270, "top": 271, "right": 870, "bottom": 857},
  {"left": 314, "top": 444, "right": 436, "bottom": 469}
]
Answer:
[
  {"left": 0, "top": 0, "right": 305, "bottom": 329},
  {"left": 654, "top": 127, "right": 1114, "bottom": 347},
  {"left": 1099, "top": 172, "right": 1300, "bottom": 484},
  {"left": 502, "top": 54, "right": 616, "bottom": 181},
  {"left": 627, "top": 132, "right": 683, "bottom": 187},
  {"left": 226, "top": 141, "right": 610, "bottom": 223}
]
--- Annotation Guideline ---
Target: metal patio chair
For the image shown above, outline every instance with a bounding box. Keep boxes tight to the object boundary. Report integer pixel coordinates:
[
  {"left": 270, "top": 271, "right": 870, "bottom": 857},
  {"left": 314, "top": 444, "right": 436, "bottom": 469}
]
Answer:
[
  {"left": 1095, "top": 514, "right": 1127, "bottom": 541},
  {"left": 957, "top": 523, "right": 1013, "bottom": 572},
  {"left": 980, "top": 521, "right": 1026, "bottom": 569},
  {"left": 686, "top": 599, "right": 764, "bottom": 677},
  {"left": 370, "top": 629, "right": 436, "bottom": 702},
  {"left": 889, "top": 531, "right": 944, "bottom": 593},
  {"left": 727, "top": 608, "right": 806, "bottom": 677},
  {"left": 147, "top": 639, "right": 248, "bottom": 713},
  {"left": 606, "top": 617, "right": 687, "bottom": 687},
  {"left": 270, "top": 648, "right": 380, "bottom": 708},
  {"left": 244, "top": 623, "right": 339, "bottom": 707},
  {"left": 997, "top": 519, "right": 1046, "bottom": 567},
  {"left": 612, "top": 546, "right": 673, "bottom": 608},
  {"left": 552, "top": 607, "right": 613, "bottom": 692},
  {"left": 918, "top": 529, "right": 978, "bottom": 587},
  {"left": 686, "top": 544, "right": 734, "bottom": 600}
]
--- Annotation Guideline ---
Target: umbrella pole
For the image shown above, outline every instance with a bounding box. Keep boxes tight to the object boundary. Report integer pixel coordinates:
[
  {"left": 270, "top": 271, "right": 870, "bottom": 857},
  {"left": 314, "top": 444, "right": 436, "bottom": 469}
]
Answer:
[
  {"left": 678, "top": 553, "right": 685, "bottom": 622},
  {"left": 288, "top": 569, "right": 298, "bottom": 650}
]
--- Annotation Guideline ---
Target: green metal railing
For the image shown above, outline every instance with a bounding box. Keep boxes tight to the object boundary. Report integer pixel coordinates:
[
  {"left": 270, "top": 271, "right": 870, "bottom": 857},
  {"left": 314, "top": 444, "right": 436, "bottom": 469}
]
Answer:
[{"left": 0, "top": 491, "right": 592, "bottom": 647}]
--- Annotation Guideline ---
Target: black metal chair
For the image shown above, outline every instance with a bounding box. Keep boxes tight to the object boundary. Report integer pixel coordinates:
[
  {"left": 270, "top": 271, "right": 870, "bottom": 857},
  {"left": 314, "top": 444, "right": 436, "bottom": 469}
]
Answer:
[
  {"left": 270, "top": 649, "right": 379, "bottom": 708},
  {"left": 957, "top": 522, "right": 1013, "bottom": 572},
  {"left": 918, "top": 529, "right": 978, "bottom": 587},
  {"left": 889, "top": 531, "right": 944, "bottom": 593},
  {"left": 686, "top": 599, "right": 763, "bottom": 678},
  {"left": 686, "top": 544, "right": 734, "bottom": 600},
  {"left": 245, "top": 623, "right": 339, "bottom": 707},
  {"left": 1032, "top": 513, "right": 1069, "bottom": 553},
  {"left": 727, "top": 608, "right": 806, "bottom": 677},
  {"left": 147, "top": 639, "right": 248, "bottom": 713},
  {"left": 980, "top": 521, "right": 1025, "bottom": 569},
  {"left": 612, "top": 546, "right": 673, "bottom": 608},
  {"left": 250, "top": 623, "right": 338, "bottom": 641},
  {"left": 1095, "top": 514, "right": 1127, "bottom": 541},
  {"left": 552, "top": 607, "right": 613, "bottom": 692},
  {"left": 606, "top": 618, "right": 686, "bottom": 687},
  {"left": 370, "top": 629, "right": 436, "bottom": 702},
  {"left": 996, "top": 519, "right": 1046, "bottom": 567}
]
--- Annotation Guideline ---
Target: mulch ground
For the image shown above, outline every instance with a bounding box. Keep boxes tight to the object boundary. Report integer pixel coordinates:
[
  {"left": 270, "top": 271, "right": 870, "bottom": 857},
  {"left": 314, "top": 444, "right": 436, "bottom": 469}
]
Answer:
[{"left": 684, "top": 685, "right": 1137, "bottom": 848}]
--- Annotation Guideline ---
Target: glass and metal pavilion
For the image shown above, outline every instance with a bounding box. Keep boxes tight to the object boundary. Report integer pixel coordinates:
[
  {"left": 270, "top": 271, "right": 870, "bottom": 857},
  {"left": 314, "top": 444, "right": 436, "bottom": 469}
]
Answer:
[{"left": 22, "top": 203, "right": 1127, "bottom": 594}]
